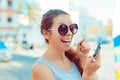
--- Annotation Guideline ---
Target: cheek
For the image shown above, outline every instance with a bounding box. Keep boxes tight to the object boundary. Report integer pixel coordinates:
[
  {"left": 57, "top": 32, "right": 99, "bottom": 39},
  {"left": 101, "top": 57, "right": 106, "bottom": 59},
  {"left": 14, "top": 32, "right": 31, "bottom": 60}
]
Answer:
[
  {"left": 51, "top": 30, "right": 60, "bottom": 38},
  {"left": 49, "top": 32, "right": 60, "bottom": 41}
]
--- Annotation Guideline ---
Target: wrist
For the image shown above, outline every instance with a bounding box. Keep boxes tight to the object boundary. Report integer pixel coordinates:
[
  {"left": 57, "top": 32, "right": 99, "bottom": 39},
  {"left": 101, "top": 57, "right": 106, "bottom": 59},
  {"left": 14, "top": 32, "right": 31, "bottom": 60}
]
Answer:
[
  {"left": 91, "top": 73, "right": 99, "bottom": 80},
  {"left": 82, "top": 73, "right": 92, "bottom": 80},
  {"left": 80, "top": 57, "right": 89, "bottom": 69}
]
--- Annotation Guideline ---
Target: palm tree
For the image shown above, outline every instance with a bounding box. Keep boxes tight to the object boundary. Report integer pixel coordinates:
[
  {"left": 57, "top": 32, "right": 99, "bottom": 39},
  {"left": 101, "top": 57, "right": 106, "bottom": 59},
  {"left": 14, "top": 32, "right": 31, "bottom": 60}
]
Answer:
[
  {"left": 18, "top": 0, "right": 42, "bottom": 49},
  {"left": 18, "top": 0, "right": 42, "bottom": 28}
]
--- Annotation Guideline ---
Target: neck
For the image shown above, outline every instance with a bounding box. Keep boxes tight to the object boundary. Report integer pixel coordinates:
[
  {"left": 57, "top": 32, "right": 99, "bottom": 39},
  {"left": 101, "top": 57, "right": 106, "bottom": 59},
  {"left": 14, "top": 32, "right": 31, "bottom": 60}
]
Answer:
[{"left": 43, "top": 44, "right": 67, "bottom": 61}]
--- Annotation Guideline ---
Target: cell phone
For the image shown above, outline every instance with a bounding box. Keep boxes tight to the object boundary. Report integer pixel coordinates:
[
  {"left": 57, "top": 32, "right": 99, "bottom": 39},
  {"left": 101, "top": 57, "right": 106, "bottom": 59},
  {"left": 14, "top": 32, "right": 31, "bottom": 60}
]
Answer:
[{"left": 93, "top": 41, "right": 101, "bottom": 57}]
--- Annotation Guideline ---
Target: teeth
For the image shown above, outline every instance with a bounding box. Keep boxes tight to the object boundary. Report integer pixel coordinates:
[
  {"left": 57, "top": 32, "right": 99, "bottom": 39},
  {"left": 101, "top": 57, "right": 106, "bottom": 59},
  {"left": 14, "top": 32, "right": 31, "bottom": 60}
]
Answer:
[
  {"left": 62, "top": 40, "right": 71, "bottom": 42},
  {"left": 62, "top": 39, "right": 71, "bottom": 41},
  {"left": 63, "top": 40, "right": 70, "bottom": 41},
  {"left": 61, "top": 38, "right": 71, "bottom": 43},
  {"left": 63, "top": 40, "right": 70, "bottom": 42}
]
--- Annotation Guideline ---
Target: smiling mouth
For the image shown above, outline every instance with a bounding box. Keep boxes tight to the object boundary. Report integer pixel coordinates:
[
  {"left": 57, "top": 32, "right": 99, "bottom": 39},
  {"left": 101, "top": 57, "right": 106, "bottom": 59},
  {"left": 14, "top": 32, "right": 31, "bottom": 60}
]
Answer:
[{"left": 61, "top": 40, "right": 71, "bottom": 43}]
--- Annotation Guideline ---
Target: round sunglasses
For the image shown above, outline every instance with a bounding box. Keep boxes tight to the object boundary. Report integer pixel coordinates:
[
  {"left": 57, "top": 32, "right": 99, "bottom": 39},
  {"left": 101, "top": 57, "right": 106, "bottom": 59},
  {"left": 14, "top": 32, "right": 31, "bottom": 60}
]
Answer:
[{"left": 48, "top": 23, "right": 78, "bottom": 36}]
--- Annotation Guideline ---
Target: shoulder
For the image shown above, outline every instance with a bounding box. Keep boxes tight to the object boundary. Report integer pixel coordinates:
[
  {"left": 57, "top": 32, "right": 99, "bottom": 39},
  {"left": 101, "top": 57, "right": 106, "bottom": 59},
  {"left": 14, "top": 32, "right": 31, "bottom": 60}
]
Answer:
[{"left": 32, "top": 62, "right": 55, "bottom": 80}]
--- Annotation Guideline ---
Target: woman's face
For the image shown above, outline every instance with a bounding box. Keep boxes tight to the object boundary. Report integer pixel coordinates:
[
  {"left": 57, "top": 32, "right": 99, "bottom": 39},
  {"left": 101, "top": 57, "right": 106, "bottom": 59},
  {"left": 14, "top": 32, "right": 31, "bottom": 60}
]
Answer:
[{"left": 48, "top": 14, "right": 74, "bottom": 51}]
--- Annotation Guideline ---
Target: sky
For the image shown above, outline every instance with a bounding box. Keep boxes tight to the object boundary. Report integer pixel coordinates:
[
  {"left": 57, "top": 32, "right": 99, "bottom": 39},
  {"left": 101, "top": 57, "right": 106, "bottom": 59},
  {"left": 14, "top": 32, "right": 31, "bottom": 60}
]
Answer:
[
  {"left": 113, "top": 0, "right": 120, "bottom": 38},
  {"left": 79, "top": 0, "right": 116, "bottom": 24},
  {"left": 38, "top": 0, "right": 116, "bottom": 25}
]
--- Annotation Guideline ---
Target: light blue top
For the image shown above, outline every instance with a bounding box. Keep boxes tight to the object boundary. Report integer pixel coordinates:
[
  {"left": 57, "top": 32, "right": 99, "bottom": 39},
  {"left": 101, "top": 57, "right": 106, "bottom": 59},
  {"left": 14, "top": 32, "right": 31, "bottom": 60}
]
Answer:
[{"left": 36, "top": 58, "right": 82, "bottom": 80}]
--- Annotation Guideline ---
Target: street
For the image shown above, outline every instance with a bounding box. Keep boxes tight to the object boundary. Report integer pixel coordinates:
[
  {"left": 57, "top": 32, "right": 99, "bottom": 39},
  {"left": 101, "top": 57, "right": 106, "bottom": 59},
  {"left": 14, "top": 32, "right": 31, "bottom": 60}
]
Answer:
[
  {"left": 0, "top": 54, "right": 38, "bottom": 80},
  {"left": 0, "top": 43, "right": 116, "bottom": 80}
]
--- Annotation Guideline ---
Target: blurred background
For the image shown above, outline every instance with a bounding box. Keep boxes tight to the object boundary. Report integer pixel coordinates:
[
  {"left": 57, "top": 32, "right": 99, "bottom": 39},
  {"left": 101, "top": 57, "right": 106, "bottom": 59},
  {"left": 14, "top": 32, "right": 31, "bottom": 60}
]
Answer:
[{"left": 0, "top": 0, "right": 117, "bottom": 80}]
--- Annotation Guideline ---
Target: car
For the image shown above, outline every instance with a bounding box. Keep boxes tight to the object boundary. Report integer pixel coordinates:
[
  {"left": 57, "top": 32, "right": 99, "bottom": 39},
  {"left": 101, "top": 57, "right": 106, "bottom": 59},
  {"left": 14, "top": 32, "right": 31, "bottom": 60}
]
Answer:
[
  {"left": 0, "top": 41, "right": 12, "bottom": 62},
  {"left": 22, "top": 40, "right": 34, "bottom": 49}
]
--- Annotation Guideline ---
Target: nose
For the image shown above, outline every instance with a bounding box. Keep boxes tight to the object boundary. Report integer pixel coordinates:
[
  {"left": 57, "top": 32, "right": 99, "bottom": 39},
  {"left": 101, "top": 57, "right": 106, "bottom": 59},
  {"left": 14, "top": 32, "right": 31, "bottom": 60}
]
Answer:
[{"left": 66, "top": 28, "right": 72, "bottom": 36}]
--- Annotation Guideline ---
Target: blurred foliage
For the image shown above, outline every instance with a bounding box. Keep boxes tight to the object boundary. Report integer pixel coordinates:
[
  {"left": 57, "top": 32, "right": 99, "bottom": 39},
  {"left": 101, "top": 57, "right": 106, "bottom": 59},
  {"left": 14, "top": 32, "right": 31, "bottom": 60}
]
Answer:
[
  {"left": 87, "top": 24, "right": 99, "bottom": 35},
  {"left": 18, "top": 0, "right": 42, "bottom": 28},
  {"left": 104, "top": 19, "right": 113, "bottom": 36}
]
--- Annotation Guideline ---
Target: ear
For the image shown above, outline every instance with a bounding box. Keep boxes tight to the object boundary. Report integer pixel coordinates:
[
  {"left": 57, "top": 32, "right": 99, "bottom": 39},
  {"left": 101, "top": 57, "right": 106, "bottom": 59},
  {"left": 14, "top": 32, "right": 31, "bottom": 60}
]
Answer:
[{"left": 42, "top": 29, "right": 50, "bottom": 40}]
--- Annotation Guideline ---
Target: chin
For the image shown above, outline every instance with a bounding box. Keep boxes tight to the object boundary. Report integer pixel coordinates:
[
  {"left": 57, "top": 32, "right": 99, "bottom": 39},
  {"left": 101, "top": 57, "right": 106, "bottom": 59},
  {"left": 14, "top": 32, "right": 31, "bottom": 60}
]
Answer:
[{"left": 63, "top": 46, "right": 71, "bottom": 51}]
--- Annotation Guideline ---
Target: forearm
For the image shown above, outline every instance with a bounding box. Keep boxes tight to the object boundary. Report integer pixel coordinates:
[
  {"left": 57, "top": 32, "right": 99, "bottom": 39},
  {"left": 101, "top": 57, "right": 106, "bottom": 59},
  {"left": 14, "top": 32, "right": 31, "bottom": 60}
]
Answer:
[{"left": 82, "top": 73, "right": 98, "bottom": 80}]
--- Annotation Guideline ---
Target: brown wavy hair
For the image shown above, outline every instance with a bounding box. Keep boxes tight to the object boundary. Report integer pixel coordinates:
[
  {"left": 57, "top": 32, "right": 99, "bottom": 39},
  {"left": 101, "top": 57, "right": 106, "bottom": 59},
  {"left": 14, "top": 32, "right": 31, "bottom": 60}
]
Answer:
[
  {"left": 65, "top": 47, "right": 83, "bottom": 75},
  {"left": 40, "top": 9, "right": 83, "bottom": 75}
]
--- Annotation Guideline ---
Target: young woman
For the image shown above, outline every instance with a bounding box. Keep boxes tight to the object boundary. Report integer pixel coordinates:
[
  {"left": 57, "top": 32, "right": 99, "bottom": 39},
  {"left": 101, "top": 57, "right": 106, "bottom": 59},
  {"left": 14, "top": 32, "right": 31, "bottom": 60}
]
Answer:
[{"left": 32, "top": 9, "right": 101, "bottom": 80}]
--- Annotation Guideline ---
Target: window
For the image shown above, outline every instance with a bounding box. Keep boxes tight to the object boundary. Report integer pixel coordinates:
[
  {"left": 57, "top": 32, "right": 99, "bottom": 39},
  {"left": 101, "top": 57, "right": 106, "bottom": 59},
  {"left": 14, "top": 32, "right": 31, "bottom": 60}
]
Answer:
[
  {"left": 7, "top": 0, "right": 12, "bottom": 7},
  {"left": 0, "top": 0, "right": 1, "bottom": 8},
  {"left": 8, "top": 17, "right": 12, "bottom": 22},
  {"left": 0, "top": 15, "right": 1, "bottom": 23}
]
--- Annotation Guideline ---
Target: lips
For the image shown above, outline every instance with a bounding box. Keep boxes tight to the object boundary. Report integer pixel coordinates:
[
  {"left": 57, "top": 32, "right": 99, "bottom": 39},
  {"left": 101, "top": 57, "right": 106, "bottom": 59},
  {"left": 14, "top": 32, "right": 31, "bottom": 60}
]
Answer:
[
  {"left": 61, "top": 38, "right": 71, "bottom": 43},
  {"left": 61, "top": 40, "right": 70, "bottom": 43}
]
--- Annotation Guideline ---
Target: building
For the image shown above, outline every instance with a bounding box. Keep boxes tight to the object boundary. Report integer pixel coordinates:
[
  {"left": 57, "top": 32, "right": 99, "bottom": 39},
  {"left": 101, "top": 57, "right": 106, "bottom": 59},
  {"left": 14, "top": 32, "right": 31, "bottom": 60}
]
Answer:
[{"left": 0, "top": 0, "right": 19, "bottom": 47}]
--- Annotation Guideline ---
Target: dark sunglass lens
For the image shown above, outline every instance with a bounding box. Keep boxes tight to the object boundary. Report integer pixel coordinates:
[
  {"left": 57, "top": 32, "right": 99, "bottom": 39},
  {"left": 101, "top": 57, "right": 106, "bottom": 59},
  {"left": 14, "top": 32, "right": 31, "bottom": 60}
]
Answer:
[
  {"left": 58, "top": 24, "right": 68, "bottom": 35},
  {"left": 70, "top": 24, "right": 78, "bottom": 34}
]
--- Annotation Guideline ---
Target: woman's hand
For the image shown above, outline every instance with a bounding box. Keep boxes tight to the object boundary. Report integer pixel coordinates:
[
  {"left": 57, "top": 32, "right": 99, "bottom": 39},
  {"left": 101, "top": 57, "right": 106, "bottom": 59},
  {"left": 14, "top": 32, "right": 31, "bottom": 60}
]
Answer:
[
  {"left": 76, "top": 39, "right": 90, "bottom": 68},
  {"left": 76, "top": 39, "right": 90, "bottom": 56},
  {"left": 82, "top": 50, "right": 101, "bottom": 80}
]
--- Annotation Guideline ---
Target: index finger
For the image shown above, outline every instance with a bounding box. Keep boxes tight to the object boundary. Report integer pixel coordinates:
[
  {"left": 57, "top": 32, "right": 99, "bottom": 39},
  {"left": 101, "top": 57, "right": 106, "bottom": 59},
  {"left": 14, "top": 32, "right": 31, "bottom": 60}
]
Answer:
[{"left": 79, "top": 39, "right": 85, "bottom": 45}]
